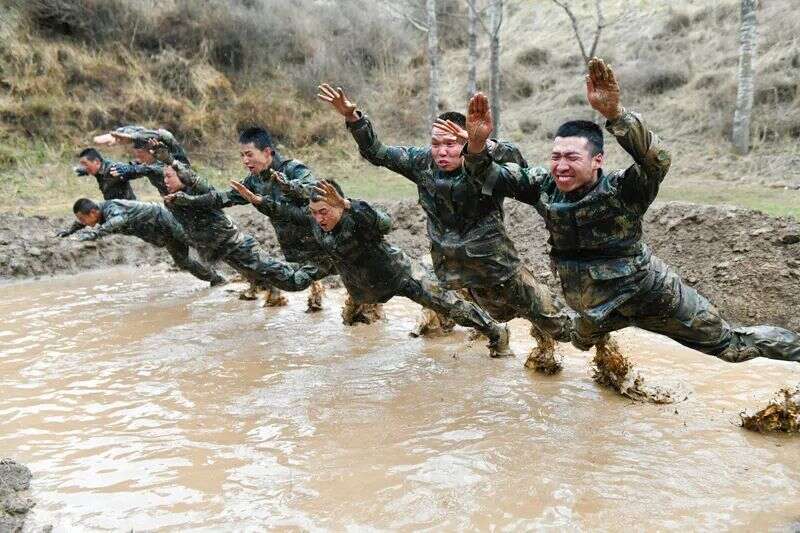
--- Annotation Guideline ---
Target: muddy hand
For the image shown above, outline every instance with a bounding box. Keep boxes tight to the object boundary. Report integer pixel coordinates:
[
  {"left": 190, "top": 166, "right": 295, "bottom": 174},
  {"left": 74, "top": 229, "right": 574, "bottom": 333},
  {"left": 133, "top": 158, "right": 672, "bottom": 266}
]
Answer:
[
  {"left": 317, "top": 83, "right": 358, "bottom": 122},
  {"left": 586, "top": 57, "right": 622, "bottom": 120},
  {"left": 164, "top": 192, "right": 191, "bottom": 205},
  {"left": 433, "top": 119, "right": 468, "bottom": 144},
  {"left": 313, "top": 180, "right": 350, "bottom": 210},
  {"left": 230, "top": 180, "right": 263, "bottom": 206},
  {"left": 466, "top": 92, "right": 493, "bottom": 153}
]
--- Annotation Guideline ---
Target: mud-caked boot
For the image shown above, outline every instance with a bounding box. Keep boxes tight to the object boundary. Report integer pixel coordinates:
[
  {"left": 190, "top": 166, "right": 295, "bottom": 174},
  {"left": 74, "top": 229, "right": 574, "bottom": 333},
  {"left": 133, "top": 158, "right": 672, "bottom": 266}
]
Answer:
[
  {"left": 209, "top": 273, "right": 228, "bottom": 287},
  {"left": 341, "top": 295, "right": 385, "bottom": 325},
  {"left": 306, "top": 280, "right": 325, "bottom": 313},
  {"left": 525, "top": 327, "right": 563, "bottom": 374},
  {"left": 262, "top": 286, "right": 288, "bottom": 307},
  {"left": 409, "top": 309, "right": 456, "bottom": 337},
  {"left": 238, "top": 281, "right": 261, "bottom": 301},
  {"left": 488, "top": 324, "right": 514, "bottom": 358}
]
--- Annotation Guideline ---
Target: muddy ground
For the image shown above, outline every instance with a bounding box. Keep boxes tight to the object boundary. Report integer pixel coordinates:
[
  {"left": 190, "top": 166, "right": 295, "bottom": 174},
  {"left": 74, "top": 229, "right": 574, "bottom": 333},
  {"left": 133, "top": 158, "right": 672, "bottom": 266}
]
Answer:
[
  {"left": 0, "top": 459, "right": 34, "bottom": 533},
  {"left": 1, "top": 200, "right": 798, "bottom": 331}
]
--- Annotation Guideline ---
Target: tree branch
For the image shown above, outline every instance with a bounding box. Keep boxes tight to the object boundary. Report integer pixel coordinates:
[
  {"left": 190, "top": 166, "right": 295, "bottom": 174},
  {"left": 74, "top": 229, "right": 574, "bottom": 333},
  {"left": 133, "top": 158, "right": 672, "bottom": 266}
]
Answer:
[{"left": 550, "top": 0, "right": 589, "bottom": 63}]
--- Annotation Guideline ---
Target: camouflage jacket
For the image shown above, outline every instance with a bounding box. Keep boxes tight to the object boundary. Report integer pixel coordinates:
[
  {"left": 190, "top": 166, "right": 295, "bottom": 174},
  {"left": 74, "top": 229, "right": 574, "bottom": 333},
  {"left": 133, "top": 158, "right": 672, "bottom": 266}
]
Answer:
[
  {"left": 346, "top": 112, "right": 528, "bottom": 290},
  {"left": 177, "top": 155, "right": 322, "bottom": 262},
  {"left": 114, "top": 126, "right": 190, "bottom": 197},
  {"left": 93, "top": 159, "right": 137, "bottom": 201},
  {"left": 264, "top": 196, "right": 405, "bottom": 303},
  {"left": 78, "top": 200, "right": 187, "bottom": 247},
  {"left": 464, "top": 109, "right": 672, "bottom": 321}
]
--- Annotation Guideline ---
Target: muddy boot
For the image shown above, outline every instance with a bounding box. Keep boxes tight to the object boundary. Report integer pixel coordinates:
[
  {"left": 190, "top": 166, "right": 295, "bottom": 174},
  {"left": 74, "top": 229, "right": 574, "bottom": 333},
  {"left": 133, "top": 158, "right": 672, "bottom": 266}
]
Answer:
[
  {"left": 468, "top": 329, "right": 486, "bottom": 342},
  {"left": 262, "top": 286, "right": 288, "bottom": 307},
  {"left": 488, "top": 324, "right": 514, "bottom": 358},
  {"left": 341, "top": 295, "right": 384, "bottom": 325},
  {"left": 409, "top": 309, "right": 456, "bottom": 337},
  {"left": 306, "top": 280, "right": 325, "bottom": 313},
  {"left": 741, "top": 386, "right": 800, "bottom": 433},
  {"left": 238, "top": 282, "right": 261, "bottom": 301},
  {"left": 524, "top": 326, "right": 563, "bottom": 374},
  {"left": 209, "top": 273, "right": 227, "bottom": 287}
]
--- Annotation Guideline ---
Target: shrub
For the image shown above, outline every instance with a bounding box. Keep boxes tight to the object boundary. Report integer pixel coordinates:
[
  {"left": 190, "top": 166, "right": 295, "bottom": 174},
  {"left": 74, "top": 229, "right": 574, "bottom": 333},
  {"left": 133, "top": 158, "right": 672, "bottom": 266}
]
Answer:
[{"left": 517, "top": 47, "right": 550, "bottom": 67}]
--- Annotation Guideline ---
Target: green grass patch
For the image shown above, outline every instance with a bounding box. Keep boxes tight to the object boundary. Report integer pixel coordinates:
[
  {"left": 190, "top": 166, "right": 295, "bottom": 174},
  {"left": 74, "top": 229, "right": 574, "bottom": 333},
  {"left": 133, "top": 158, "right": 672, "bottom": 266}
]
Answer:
[{"left": 658, "top": 183, "right": 800, "bottom": 219}]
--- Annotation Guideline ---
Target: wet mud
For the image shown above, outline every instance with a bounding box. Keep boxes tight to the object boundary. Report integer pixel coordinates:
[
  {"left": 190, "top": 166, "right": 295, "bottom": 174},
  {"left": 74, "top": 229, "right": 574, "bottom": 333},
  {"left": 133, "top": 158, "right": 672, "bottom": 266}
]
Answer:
[
  {"left": 592, "top": 337, "right": 688, "bottom": 404},
  {"left": 0, "top": 459, "right": 34, "bottom": 533},
  {"left": 741, "top": 387, "right": 800, "bottom": 433}
]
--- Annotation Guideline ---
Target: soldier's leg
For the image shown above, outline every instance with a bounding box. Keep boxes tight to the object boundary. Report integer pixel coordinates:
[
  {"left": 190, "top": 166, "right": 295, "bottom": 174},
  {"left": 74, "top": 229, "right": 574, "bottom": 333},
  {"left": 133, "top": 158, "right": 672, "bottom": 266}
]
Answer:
[
  {"left": 164, "top": 240, "right": 226, "bottom": 285},
  {"left": 396, "top": 274, "right": 513, "bottom": 357},
  {"left": 628, "top": 259, "right": 800, "bottom": 363},
  {"left": 222, "top": 236, "right": 313, "bottom": 292},
  {"left": 305, "top": 258, "right": 336, "bottom": 313},
  {"left": 341, "top": 294, "right": 385, "bottom": 325}
]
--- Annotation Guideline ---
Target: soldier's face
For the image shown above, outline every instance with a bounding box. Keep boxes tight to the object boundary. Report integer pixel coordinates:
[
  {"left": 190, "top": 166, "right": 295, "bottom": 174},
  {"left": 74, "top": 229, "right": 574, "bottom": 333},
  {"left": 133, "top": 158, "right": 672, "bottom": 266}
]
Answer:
[
  {"left": 550, "top": 137, "right": 604, "bottom": 192},
  {"left": 76, "top": 209, "right": 101, "bottom": 227},
  {"left": 310, "top": 200, "right": 343, "bottom": 232},
  {"left": 430, "top": 130, "right": 464, "bottom": 172},
  {"left": 79, "top": 157, "right": 102, "bottom": 176},
  {"left": 163, "top": 167, "right": 183, "bottom": 194},
  {"left": 240, "top": 143, "right": 273, "bottom": 175},
  {"left": 133, "top": 147, "right": 155, "bottom": 164}
]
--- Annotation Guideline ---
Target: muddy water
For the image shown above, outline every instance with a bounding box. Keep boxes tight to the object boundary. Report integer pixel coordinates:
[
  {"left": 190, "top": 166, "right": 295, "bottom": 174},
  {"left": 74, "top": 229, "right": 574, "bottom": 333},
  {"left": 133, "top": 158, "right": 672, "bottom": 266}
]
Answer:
[{"left": 1, "top": 268, "right": 799, "bottom": 531}]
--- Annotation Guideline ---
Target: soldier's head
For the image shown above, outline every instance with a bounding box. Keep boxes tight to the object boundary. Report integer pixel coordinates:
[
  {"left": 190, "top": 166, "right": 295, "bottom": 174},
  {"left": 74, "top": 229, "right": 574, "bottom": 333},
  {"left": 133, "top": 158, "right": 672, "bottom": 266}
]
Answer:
[
  {"left": 551, "top": 120, "right": 605, "bottom": 193},
  {"left": 77, "top": 148, "right": 104, "bottom": 176},
  {"left": 309, "top": 180, "right": 345, "bottom": 232},
  {"left": 431, "top": 111, "right": 466, "bottom": 172},
  {"left": 239, "top": 127, "right": 276, "bottom": 175},
  {"left": 73, "top": 198, "right": 102, "bottom": 226},
  {"left": 132, "top": 138, "right": 156, "bottom": 164},
  {"left": 163, "top": 164, "right": 184, "bottom": 194}
]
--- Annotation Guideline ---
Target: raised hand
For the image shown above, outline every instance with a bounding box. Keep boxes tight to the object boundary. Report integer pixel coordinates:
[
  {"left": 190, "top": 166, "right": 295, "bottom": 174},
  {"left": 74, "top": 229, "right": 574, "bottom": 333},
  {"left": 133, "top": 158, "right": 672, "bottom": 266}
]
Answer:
[
  {"left": 92, "top": 133, "right": 117, "bottom": 146},
  {"left": 433, "top": 118, "right": 469, "bottom": 144},
  {"left": 147, "top": 138, "right": 172, "bottom": 164},
  {"left": 164, "top": 191, "right": 191, "bottom": 205},
  {"left": 586, "top": 57, "right": 622, "bottom": 120},
  {"left": 466, "top": 92, "right": 493, "bottom": 153},
  {"left": 230, "top": 180, "right": 263, "bottom": 206},
  {"left": 312, "top": 180, "right": 350, "bottom": 210},
  {"left": 317, "top": 83, "right": 358, "bottom": 122}
]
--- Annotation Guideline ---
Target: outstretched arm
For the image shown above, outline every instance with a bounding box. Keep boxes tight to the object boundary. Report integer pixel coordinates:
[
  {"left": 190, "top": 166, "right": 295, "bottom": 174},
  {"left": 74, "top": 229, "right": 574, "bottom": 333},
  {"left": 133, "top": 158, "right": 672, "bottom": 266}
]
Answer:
[
  {"left": 313, "top": 180, "right": 391, "bottom": 240},
  {"left": 317, "top": 83, "right": 428, "bottom": 182},
  {"left": 586, "top": 57, "right": 672, "bottom": 211},
  {"left": 230, "top": 179, "right": 313, "bottom": 227}
]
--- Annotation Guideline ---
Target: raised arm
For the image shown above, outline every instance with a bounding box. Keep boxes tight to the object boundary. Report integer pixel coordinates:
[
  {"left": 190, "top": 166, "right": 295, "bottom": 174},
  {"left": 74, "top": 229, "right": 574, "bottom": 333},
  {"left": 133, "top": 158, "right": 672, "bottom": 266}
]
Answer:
[
  {"left": 229, "top": 179, "right": 313, "bottom": 227},
  {"left": 317, "top": 84, "right": 428, "bottom": 182},
  {"left": 76, "top": 203, "right": 128, "bottom": 241},
  {"left": 586, "top": 57, "right": 672, "bottom": 211}
]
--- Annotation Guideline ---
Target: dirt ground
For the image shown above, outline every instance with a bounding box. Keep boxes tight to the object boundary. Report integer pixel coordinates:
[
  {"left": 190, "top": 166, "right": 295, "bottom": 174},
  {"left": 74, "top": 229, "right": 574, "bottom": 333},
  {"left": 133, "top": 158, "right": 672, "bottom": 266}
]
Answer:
[
  {"left": 0, "top": 459, "right": 34, "bottom": 533},
  {"left": 1, "top": 200, "right": 799, "bottom": 332}
]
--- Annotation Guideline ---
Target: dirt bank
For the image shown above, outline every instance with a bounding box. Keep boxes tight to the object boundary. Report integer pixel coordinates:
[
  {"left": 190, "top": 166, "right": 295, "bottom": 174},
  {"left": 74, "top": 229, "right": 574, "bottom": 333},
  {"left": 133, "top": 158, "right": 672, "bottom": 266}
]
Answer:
[
  {"left": 1, "top": 201, "right": 798, "bottom": 331},
  {"left": 0, "top": 459, "right": 34, "bottom": 533}
]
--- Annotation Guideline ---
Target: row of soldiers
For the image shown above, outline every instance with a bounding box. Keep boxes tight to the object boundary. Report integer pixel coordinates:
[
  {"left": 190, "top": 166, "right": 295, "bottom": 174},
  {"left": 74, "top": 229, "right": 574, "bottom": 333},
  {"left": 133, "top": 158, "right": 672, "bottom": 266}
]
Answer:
[{"left": 58, "top": 58, "right": 800, "bottom": 384}]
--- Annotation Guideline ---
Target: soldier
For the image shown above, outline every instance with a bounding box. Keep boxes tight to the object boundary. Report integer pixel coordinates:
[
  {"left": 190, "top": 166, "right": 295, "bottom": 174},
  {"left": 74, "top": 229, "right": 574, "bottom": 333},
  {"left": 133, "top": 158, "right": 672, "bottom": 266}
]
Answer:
[
  {"left": 56, "top": 148, "right": 137, "bottom": 237},
  {"left": 143, "top": 140, "right": 316, "bottom": 293},
  {"left": 227, "top": 177, "right": 514, "bottom": 358},
  {"left": 460, "top": 57, "right": 800, "bottom": 366},
  {"left": 70, "top": 198, "right": 226, "bottom": 286},
  {"left": 317, "top": 84, "right": 573, "bottom": 371}
]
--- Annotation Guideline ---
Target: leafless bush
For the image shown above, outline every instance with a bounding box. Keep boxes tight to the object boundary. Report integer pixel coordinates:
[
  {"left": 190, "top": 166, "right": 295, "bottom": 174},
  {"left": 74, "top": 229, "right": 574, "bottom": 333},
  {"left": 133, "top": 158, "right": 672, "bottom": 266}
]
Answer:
[
  {"left": 619, "top": 62, "right": 689, "bottom": 96},
  {"left": 517, "top": 47, "right": 550, "bottom": 67}
]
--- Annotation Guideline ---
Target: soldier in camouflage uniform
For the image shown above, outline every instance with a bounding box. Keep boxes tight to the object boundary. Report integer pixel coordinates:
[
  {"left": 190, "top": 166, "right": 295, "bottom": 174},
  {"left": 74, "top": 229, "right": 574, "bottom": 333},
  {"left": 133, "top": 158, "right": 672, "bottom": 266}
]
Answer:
[
  {"left": 318, "top": 83, "right": 573, "bottom": 370},
  {"left": 147, "top": 140, "right": 317, "bottom": 292},
  {"left": 229, "top": 178, "right": 514, "bottom": 358},
  {"left": 69, "top": 198, "right": 225, "bottom": 285},
  {"left": 461, "top": 57, "right": 800, "bottom": 365},
  {"left": 56, "top": 148, "right": 138, "bottom": 237}
]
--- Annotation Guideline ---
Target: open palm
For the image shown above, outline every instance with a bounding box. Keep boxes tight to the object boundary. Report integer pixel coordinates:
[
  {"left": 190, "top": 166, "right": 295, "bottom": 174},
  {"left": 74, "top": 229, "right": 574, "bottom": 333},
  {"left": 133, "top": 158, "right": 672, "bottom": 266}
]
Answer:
[{"left": 586, "top": 57, "right": 622, "bottom": 120}]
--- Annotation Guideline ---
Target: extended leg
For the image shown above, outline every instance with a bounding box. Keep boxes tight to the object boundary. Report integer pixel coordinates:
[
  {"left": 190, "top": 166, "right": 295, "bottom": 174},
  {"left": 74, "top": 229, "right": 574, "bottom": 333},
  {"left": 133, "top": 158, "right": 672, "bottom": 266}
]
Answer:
[{"left": 164, "top": 240, "right": 226, "bottom": 285}]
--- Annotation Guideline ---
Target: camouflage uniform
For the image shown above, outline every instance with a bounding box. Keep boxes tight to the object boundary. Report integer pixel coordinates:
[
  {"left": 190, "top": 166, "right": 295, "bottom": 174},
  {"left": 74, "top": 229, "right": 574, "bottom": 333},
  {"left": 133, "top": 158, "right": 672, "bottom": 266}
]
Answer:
[
  {"left": 111, "top": 126, "right": 190, "bottom": 197},
  {"left": 58, "top": 159, "right": 138, "bottom": 237},
  {"left": 257, "top": 195, "right": 509, "bottom": 347},
  {"left": 345, "top": 112, "right": 572, "bottom": 342},
  {"left": 154, "top": 154, "right": 314, "bottom": 291},
  {"left": 75, "top": 199, "right": 224, "bottom": 284},
  {"left": 464, "top": 109, "right": 800, "bottom": 363}
]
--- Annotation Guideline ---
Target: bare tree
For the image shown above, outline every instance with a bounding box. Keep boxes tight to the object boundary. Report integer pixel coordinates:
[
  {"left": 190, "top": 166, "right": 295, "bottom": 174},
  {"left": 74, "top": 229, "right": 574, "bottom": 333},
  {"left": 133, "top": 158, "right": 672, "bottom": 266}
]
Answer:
[
  {"left": 488, "top": 0, "right": 503, "bottom": 135},
  {"left": 467, "top": 0, "right": 478, "bottom": 98},
  {"left": 383, "top": 0, "right": 441, "bottom": 126},
  {"left": 732, "top": 0, "right": 758, "bottom": 155},
  {"left": 550, "top": 0, "right": 605, "bottom": 68}
]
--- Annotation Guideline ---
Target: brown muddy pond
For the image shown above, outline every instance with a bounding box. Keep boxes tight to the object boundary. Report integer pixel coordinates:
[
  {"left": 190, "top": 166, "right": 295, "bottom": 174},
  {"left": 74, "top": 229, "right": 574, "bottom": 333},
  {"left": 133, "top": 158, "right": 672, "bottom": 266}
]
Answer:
[{"left": 1, "top": 267, "right": 799, "bottom": 531}]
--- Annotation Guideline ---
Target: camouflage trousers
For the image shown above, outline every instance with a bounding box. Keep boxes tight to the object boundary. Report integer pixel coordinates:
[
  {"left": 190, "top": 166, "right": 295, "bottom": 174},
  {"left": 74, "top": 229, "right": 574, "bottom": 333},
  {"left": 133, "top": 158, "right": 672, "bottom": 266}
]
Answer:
[
  {"left": 164, "top": 239, "right": 223, "bottom": 283},
  {"left": 468, "top": 266, "right": 573, "bottom": 342},
  {"left": 396, "top": 273, "right": 503, "bottom": 343},
  {"left": 220, "top": 235, "right": 313, "bottom": 291},
  {"left": 571, "top": 256, "right": 800, "bottom": 363}
]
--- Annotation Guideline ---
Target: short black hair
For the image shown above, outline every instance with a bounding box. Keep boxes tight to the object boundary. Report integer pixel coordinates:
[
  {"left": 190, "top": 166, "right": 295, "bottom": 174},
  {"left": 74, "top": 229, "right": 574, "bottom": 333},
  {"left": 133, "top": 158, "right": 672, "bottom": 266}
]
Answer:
[
  {"left": 73, "top": 198, "right": 99, "bottom": 214},
  {"left": 555, "top": 120, "right": 604, "bottom": 155},
  {"left": 239, "top": 127, "right": 275, "bottom": 152},
  {"left": 310, "top": 179, "right": 345, "bottom": 202},
  {"left": 78, "top": 148, "right": 102, "bottom": 161},
  {"left": 437, "top": 111, "right": 466, "bottom": 129}
]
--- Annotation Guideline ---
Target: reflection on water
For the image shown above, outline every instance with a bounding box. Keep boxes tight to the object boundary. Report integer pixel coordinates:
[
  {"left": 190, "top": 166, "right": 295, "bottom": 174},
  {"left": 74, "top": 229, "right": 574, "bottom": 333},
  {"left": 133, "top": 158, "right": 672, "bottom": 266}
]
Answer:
[{"left": 1, "top": 267, "right": 799, "bottom": 531}]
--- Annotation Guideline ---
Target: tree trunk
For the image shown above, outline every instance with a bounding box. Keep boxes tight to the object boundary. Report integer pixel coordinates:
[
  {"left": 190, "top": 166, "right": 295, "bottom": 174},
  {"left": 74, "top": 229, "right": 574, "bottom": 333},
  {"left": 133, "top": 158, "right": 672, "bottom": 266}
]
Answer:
[
  {"left": 732, "top": 0, "right": 758, "bottom": 155},
  {"left": 489, "top": 0, "right": 503, "bottom": 135},
  {"left": 467, "top": 0, "right": 478, "bottom": 98},
  {"left": 426, "top": 0, "right": 440, "bottom": 126}
]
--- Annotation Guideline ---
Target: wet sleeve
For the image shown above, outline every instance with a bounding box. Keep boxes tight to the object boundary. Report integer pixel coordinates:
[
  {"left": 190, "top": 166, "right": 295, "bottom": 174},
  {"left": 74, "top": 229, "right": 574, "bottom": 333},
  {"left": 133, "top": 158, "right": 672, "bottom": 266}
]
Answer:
[
  {"left": 258, "top": 198, "right": 314, "bottom": 227},
  {"left": 607, "top": 109, "right": 672, "bottom": 211},
  {"left": 121, "top": 163, "right": 163, "bottom": 182},
  {"left": 346, "top": 112, "right": 429, "bottom": 183},
  {"left": 92, "top": 204, "right": 128, "bottom": 238},
  {"left": 488, "top": 139, "right": 529, "bottom": 168},
  {"left": 280, "top": 160, "right": 318, "bottom": 199},
  {"left": 60, "top": 220, "right": 85, "bottom": 236},
  {"left": 463, "top": 148, "right": 544, "bottom": 205},
  {"left": 348, "top": 199, "right": 391, "bottom": 240}
]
